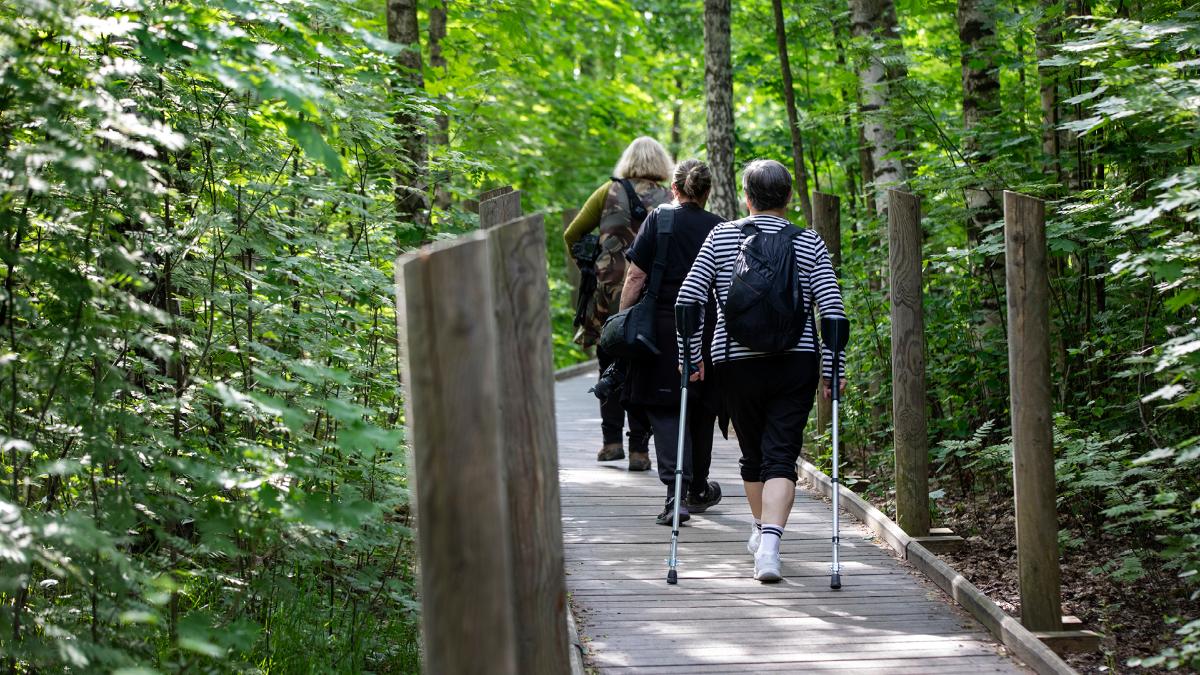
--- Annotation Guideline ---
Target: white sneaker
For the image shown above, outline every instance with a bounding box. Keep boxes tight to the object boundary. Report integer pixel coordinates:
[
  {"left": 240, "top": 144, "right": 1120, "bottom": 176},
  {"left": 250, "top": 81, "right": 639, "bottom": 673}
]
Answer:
[
  {"left": 747, "top": 524, "right": 761, "bottom": 555},
  {"left": 754, "top": 550, "right": 782, "bottom": 582}
]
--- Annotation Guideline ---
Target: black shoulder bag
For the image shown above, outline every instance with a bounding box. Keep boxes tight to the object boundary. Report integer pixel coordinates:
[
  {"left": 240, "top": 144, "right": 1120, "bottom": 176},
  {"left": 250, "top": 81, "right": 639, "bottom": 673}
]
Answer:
[{"left": 598, "top": 206, "right": 675, "bottom": 360}]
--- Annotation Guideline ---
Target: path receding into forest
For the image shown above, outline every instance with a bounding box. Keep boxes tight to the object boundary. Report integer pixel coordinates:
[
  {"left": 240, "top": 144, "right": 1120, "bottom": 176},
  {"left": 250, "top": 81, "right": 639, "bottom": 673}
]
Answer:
[{"left": 557, "top": 369, "right": 1031, "bottom": 674}]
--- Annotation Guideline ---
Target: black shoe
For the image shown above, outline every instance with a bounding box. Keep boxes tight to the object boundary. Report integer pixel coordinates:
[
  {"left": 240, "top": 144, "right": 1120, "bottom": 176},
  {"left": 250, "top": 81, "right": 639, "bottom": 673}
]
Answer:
[
  {"left": 656, "top": 498, "right": 690, "bottom": 526},
  {"left": 686, "top": 481, "right": 723, "bottom": 514}
]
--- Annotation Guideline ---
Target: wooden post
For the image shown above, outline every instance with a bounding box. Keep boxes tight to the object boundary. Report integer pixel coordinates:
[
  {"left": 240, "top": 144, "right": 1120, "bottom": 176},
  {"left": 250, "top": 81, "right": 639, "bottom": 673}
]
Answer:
[
  {"left": 1003, "top": 190, "right": 1062, "bottom": 632},
  {"left": 395, "top": 235, "right": 520, "bottom": 675},
  {"left": 563, "top": 208, "right": 581, "bottom": 308},
  {"left": 484, "top": 214, "right": 571, "bottom": 673},
  {"left": 465, "top": 185, "right": 515, "bottom": 213},
  {"left": 812, "top": 193, "right": 841, "bottom": 441},
  {"left": 888, "top": 189, "right": 930, "bottom": 537},
  {"left": 479, "top": 185, "right": 515, "bottom": 202},
  {"left": 480, "top": 190, "right": 522, "bottom": 230}
]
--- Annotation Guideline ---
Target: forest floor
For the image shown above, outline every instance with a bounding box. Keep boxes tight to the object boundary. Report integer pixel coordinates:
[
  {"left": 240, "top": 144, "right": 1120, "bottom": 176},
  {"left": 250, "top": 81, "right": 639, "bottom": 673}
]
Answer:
[{"left": 935, "top": 494, "right": 1193, "bottom": 674}]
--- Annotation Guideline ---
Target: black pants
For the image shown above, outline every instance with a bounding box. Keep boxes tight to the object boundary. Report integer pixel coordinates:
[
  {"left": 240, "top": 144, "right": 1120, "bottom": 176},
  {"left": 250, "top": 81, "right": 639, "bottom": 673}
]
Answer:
[
  {"left": 597, "top": 347, "right": 650, "bottom": 447},
  {"left": 642, "top": 398, "right": 717, "bottom": 498},
  {"left": 715, "top": 352, "right": 820, "bottom": 484}
]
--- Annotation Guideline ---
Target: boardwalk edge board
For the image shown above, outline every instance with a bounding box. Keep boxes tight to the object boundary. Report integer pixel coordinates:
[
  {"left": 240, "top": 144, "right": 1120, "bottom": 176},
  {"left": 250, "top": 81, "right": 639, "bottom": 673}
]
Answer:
[
  {"left": 797, "top": 459, "right": 1077, "bottom": 675},
  {"left": 556, "top": 360, "right": 596, "bottom": 675},
  {"left": 555, "top": 359, "right": 599, "bottom": 382},
  {"left": 566, "top": 601, "right": 587, "bottom": 675}
]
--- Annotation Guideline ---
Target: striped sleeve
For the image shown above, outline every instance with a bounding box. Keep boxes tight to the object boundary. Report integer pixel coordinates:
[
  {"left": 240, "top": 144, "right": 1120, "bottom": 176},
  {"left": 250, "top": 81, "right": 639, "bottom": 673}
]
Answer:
[{"left": 802, "top": 231, "right": 847, "bottom": 380}]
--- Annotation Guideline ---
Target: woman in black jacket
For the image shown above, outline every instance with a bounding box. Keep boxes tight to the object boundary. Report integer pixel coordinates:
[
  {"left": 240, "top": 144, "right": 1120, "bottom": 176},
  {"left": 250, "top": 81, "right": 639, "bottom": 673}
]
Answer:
[{"left": 619, "top": 159, "right": 724, "bottom": 524}]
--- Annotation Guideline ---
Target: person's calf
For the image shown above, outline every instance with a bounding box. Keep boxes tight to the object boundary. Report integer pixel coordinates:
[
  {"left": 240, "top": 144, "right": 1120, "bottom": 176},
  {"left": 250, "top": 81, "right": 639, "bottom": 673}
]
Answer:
[{"left": 759, "top": 477, "right": 797, "bottom": 527}]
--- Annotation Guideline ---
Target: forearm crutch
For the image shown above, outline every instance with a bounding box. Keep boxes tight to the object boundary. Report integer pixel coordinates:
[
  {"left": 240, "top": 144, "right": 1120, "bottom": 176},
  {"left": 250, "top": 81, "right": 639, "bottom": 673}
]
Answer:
[{"left": 821, "top": 316, "right": 850, "bottom": 590}]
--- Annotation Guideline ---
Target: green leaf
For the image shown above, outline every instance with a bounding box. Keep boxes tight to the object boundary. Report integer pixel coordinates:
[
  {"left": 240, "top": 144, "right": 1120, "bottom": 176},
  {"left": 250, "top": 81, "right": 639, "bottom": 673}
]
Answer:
[{"left": 283, "top": 117, "right": 345, "bottom": 177}]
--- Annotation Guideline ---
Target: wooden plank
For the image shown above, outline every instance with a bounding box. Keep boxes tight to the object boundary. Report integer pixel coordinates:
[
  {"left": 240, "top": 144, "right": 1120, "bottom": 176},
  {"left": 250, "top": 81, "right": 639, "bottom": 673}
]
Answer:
[
  {"left": 480, "top": 190, "right": 522, "bottom": 229},
  {"left": 575, "top": 600, "right": 951, "bottom": 621},
  {"left": 395, "top": 235, "right": 519, "bottom": 675},
  {"left": 586, "top": 633, "right": 995, "bottom": 653},
  {"left": 597, "top": 655, "right": 1025, "bottom": 673},
  {"left": 566, "top": 571, "right": 921, "bottom": 588},
  {"left": 486, "top": 214, "right": 571, "bottom": 674},
  {"left": 1003, "top": 190, "right": 1063, "bottom": 632},
  {"left": 589, "top": 643, "right": 1005, "bottom": 668},
  {"left": 912, "top": 534, "right": 967, "bottom": 553},
  {"left": 578, "top": 592, "right": 944, "bottom": 607},
  {"left": 1032, "top": 630, "right": 1103, "bottom": 654},
  {"left": 887, "top": 188, "right": 930, "bottom": 537},
  {"left": 576, "top": 616, "right": 977, "bottom": 634}
]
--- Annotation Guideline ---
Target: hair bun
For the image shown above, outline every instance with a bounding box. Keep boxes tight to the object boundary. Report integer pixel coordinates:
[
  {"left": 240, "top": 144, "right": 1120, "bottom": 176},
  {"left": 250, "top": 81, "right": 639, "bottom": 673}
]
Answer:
[{"left": 673, "top": 159, "right": 712, "bottom": 201}]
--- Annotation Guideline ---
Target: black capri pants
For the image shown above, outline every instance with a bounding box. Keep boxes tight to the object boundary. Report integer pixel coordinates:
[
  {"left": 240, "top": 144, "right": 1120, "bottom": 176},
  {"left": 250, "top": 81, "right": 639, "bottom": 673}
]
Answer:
[{"left": 714, "top": 351, "right": 820, "bottom": 483}]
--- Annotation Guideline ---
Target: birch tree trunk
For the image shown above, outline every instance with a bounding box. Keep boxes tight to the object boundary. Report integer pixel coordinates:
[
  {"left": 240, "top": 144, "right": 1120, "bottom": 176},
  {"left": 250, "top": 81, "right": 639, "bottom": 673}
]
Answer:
[
  {"left": 704, "top": 0, "right": 737, "bottom": 221},
  {"left": 772, "top": 0, "right": 813, "bottom": 226},
  {"left": 387, "top": 0, "right": 429, "bottom": 235},
  {"left": 848, "top": 0, "right": 909, "bottom": 219}
]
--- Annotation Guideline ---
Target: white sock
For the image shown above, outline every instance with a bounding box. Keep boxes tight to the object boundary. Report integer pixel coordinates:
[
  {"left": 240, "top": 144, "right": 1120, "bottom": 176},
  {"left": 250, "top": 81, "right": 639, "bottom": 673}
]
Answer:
[
  {"left": 753, "top": 518, "right": 762, "bottom": 530},
  {"left": 759, "top": 524, "right": 783, "bottom": 556}
]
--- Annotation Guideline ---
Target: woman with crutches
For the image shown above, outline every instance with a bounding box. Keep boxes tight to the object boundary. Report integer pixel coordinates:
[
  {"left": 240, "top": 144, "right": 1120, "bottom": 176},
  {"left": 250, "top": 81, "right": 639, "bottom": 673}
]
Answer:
[{"left": 675, "top": 159, "right": 847, "bottom": 583}]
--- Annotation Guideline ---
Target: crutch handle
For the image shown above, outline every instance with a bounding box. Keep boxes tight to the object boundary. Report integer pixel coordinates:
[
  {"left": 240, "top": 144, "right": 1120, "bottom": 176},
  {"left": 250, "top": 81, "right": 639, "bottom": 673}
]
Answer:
[
  {"left": 676, "top": 303, "right": 702, "bottom": 338},
  {"left": 820, "top": 316, "right": 850, "bottom": 352}
]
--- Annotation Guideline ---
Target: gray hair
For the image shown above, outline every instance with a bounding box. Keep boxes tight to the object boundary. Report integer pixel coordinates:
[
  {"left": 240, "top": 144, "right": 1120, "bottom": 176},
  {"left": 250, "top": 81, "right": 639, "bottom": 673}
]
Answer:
[{"left": 741, "top": 159, "right": 792, "bottom": 211}]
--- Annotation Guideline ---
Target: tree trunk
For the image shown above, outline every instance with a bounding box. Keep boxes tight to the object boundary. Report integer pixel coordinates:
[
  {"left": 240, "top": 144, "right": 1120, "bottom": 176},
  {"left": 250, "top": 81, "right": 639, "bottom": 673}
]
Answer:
[
  {"left": 387, "top": 0, "right": 430, "bottom": 236},
  {"left": 1037, "top": 0, "right": 1062, "bottom": 183},
  {"left": 957, "top": 0, "right": 1001, "bottom": 248},
  {"left": 848, "top": 0, "right": 909, "bottom": 219},
  {"left": 670, "top": 76, "right": 684, "bottom": 161},
  {"left": 772, "top": 0, "right": 813, "bottom": 226},
  {"left": 833, "top": 16, "right": 859, "bottom": 220},
  {"left": 858, "top": 124, "right": 876, "bottom": 219},
  {"left": 429, "top": 0, "right": 451, "bottom": 209},
  {"left": 704, "top": 0, "right": 737, "bottom": 221}
]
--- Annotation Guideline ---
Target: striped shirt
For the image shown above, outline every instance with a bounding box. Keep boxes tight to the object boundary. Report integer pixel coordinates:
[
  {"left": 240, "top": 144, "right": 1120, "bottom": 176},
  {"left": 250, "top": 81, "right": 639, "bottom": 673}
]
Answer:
[{"left": 675, "top": 214, "right": 847, "bottom": 379}]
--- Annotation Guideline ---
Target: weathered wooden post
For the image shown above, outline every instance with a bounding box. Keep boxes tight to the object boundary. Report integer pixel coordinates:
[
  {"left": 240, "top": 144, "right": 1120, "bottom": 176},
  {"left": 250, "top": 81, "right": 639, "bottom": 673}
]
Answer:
[
  {"left": 480, "top": 188, "right": 522, "bottom": 230},
  {"left": 395, "top": 235, "right": 519, "bottom": 674},
  {"left": 888, "top": 189, "right": 930, "bottom": 537},
  {"left": 484, "top": 213, "right": 571, "bottom": 674},
  {"left": 1003, "top": 190, "right": 1062, "bottom": 632},
  {"left": 465, "top": 185, "right": 515, "bottom": 214},
  {"left": 812, "top": 192, "right": 841, "bottom": 441}
]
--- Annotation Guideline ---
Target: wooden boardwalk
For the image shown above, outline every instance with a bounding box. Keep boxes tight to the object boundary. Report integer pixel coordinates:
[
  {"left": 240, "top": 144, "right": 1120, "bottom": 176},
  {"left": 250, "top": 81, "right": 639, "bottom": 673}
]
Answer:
[{"left": 557, "top": 370, "right": 1031, "bottom": 674}]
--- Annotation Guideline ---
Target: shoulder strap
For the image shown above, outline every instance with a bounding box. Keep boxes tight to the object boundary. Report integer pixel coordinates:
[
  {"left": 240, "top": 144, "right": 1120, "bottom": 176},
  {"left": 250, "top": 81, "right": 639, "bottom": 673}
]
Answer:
[
  {"left": 644, "top": 206, "right": 674, "bottom": 300},
  {"left": 613, "top": 177, "right": 647, "bottom": 222}
]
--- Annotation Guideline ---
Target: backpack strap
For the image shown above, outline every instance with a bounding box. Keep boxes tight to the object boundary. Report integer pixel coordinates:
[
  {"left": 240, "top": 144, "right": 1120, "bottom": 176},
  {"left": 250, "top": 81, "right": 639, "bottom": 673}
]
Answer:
[
  {"left": 644, "top": 206, "right": 675, "bottom": 301},
  {"left": 612, "top": 177, "right": 649, "bottom": 227}
]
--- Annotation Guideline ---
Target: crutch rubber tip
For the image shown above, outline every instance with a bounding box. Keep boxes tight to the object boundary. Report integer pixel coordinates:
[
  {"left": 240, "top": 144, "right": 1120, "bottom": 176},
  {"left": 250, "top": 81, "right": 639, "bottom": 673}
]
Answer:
[
  {"left": 667, "top": 570, "right": 678, "bottom": 585},
  {"left": 830, "top": 574, "right": 841, "bottom": 590}
]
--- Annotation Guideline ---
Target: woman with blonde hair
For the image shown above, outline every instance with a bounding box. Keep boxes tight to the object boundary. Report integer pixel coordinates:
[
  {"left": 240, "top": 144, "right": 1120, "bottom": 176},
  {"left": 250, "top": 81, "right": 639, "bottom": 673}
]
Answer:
[{"left": 565, "top": 136, "right": 673, "bottom": 471}]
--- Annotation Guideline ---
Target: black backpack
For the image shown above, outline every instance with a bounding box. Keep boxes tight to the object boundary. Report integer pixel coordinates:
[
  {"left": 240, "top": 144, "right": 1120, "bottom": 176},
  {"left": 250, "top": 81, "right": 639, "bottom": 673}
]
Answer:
[{"left": 722, "top": 219, "right": 809, "bottom": 353}]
